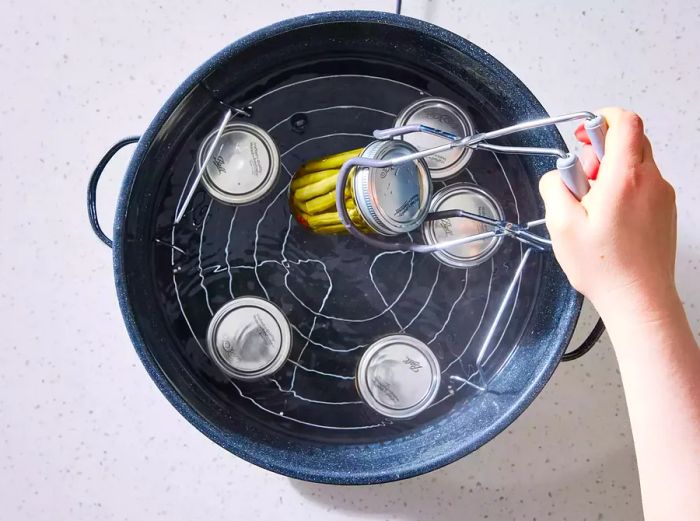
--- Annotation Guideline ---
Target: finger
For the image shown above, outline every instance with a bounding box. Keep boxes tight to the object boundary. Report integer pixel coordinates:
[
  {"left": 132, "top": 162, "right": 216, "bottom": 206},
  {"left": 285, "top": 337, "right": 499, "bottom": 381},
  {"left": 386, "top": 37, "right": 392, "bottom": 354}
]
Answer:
[
  {"left": 539, "top": 170, "right": 588, "bottom": 230},
  {"left": 575, "top": 123, "right": 591, "bottom": 144},
  {"left": 579, "top": 145, "right": 600, "bottom": 180},
  {"left": 595, "top": 107, "right": 646, "bottom": 166}
]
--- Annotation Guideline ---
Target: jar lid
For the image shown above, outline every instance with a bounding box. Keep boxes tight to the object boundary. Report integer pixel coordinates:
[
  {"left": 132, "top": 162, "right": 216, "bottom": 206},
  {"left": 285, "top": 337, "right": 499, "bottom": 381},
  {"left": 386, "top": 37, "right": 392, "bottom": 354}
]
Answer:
[
  {"left": 352, "top": 140, "right": 432, "bottom": 236},
  {"left": 356, "top": 334, "right": 441, "bottom": 419},
  {"left": 394, "top": 97, "right": 475, "bottom": 180},
  {"left": 422, "top": 183, "right": 504, "bottom": 268},
  {"left": 198, "top": 122, "right": 280, "bottom": 205},
  {"left": 206, "top": 297, "right": 291, "bottom": 380}
]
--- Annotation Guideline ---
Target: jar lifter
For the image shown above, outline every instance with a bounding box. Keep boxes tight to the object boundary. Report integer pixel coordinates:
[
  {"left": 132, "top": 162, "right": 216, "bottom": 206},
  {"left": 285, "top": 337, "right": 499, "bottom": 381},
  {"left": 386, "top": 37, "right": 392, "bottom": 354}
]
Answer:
[
  {"left": 334, "top": 111, "right": 607, "bottom": 253},
  {"left": 333, "top": 111, "right": 608, "bottom": 366}
]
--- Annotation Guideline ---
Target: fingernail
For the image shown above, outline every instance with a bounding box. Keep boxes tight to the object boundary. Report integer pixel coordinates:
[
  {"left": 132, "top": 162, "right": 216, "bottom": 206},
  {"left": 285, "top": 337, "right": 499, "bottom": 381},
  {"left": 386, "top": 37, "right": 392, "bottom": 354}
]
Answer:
[
  {"left": 575, "top": 124, "right": 591, "bottom": 144},
  {"left": 581, "top": 153, "right": 600, "bottom": 180}
]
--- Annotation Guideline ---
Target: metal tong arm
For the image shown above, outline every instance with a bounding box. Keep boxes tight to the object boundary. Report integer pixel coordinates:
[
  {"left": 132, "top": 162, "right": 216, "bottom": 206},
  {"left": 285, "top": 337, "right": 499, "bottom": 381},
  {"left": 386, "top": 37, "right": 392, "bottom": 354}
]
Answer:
[
  {"left": 334, "top": 157, "right": 549, "bottom": 253},
  {"left": 424, "top": 210, "right": 551, "bottom": 250},
  {"left": 375, "top": 110, "right": 597, "bottom": 148},
  {"left": 174, "top": 109, "right": 233, "bottom": 224},
  {"left": 335, "top": 111, "right": 609, "bottom": 252},
  {"left": 375, "top": 110, "right": 608, "bottom": 201},
  {"left": 375, "top": 124, "right": 568, "bottom": 159}
]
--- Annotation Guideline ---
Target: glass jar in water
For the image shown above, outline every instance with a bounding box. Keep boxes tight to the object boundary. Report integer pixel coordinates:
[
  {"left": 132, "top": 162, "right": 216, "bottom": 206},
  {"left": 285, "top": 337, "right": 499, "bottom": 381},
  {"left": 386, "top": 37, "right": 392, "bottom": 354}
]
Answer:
[{"left": 290, "top": 141, "right": 433, "bottom": 235}]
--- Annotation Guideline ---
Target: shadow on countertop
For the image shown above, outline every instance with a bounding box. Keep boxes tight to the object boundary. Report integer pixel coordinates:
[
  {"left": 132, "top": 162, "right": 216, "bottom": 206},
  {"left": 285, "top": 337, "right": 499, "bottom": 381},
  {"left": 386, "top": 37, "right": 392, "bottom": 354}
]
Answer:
[
  {"left": 289, "top": 446, "right": 638, "bottom": 521},
  {"left": 288, "top": 311, "right": 643, "bottom": 520}
]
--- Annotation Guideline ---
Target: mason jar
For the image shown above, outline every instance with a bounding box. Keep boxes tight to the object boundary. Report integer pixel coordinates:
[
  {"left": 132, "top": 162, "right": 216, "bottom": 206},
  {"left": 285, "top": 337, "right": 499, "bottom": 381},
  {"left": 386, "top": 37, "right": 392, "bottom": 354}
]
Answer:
[{"left": 290, "top": 141, "right": 432, "bottom": 235}]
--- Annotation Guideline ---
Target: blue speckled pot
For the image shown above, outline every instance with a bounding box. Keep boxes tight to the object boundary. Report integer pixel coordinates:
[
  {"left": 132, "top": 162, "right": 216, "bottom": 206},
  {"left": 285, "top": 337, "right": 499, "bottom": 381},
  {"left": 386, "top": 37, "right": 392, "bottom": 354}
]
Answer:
[{"left": 102, "top": 11, "right": 581, "bottom": 484}]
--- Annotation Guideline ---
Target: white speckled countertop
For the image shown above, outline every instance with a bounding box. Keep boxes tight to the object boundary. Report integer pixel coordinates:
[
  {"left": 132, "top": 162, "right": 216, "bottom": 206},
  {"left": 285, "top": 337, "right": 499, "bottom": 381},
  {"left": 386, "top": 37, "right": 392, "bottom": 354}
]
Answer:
[{"left": 2, "top": 1, "right": 699, "bottom": 519}]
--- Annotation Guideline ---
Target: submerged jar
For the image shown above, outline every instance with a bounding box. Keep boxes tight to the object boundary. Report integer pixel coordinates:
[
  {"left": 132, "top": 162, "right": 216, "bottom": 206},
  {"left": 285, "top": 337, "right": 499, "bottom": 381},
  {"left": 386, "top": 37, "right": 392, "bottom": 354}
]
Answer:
[
  {"left": 206, "top": 297, "right": 292, "bottom": 380},
  {"left": 290, "top": 141, "right": 433, "bottom": 235},
  {"left": 356, "top": 334, "right": 441, "bottom": 419},
  {"left": 394, "top": 97, "right": 475, "bottom": 180},
  {"left": 421, "top": 183, "right": 505, "bottom": 268}
]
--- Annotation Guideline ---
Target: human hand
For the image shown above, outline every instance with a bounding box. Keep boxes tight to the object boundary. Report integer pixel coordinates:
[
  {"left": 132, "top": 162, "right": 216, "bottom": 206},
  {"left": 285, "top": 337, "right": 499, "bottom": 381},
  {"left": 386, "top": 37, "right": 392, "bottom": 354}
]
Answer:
[{"left": 539, "top": 108, "right": 678, "bottom": 320}]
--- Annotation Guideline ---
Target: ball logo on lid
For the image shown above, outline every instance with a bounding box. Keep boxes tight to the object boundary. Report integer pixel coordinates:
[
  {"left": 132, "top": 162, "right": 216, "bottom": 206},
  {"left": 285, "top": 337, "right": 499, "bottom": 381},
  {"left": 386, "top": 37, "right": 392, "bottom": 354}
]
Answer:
[
  {"left": 402, "top": 356, "right": 423, "bottom": 373},
  {"left": 212, "top": 155, "right": 227, "bottom": 174}
]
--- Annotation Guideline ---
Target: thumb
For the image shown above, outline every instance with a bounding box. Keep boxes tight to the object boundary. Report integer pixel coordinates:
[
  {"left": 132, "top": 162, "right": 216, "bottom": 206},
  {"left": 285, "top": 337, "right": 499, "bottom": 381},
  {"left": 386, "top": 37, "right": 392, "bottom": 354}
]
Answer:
[{"left": 539, "top": 170, "right": 588, "bottom": 233}]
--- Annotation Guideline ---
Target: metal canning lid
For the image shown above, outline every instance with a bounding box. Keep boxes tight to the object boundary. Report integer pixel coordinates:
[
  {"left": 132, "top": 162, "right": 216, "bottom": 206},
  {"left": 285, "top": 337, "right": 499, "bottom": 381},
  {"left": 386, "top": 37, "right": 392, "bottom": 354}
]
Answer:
[
  {"left": 394, "top": 97, "right": 475, "bottom": 180},
  {"left": 206, "top": 297, "right": 291, "bottom": 380},
  {"left": 422, "top": 183, "right": 504, "bottom": 268},
  {"left": 198, "top": 122, "right": 280, "bottom": 205},
  {"left": 352, "top": 140, "right": 432, "bottom": 236},
  {"left": 356, "top": 334, "right": 441, "bottom": 419}
]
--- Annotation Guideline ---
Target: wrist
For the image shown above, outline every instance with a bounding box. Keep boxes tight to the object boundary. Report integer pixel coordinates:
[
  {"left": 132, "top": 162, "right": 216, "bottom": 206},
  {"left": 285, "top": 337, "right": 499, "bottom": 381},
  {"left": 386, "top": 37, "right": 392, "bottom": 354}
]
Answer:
[
  {"left": 590, "top": 281, "right": 693, "bottom": 361},
  {"left": 591, "top": 281, "right": 683, "bottom": 331}
]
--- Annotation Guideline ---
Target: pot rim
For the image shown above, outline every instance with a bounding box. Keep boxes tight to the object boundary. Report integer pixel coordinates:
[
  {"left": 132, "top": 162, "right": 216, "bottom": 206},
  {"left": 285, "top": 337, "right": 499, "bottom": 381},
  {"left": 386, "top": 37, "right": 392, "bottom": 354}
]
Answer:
[{"left": 112, "top": 9, "right": 581, "bottom": 485}]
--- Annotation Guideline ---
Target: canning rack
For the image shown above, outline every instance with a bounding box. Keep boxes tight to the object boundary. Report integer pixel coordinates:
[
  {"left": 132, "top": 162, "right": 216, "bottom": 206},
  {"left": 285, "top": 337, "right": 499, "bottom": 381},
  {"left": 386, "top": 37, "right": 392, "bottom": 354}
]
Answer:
[{"left": 173, "top": 108, "right": 607, "bottom": 373}]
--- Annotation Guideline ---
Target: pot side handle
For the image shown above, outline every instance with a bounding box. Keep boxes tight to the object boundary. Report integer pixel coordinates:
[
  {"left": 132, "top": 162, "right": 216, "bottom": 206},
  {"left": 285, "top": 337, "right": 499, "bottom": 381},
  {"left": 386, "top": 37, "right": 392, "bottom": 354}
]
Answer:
[
  {"left": 87, "top": 136, "right": 140, "bottom": 248},
  {"left": 561, "top": 317, "right": 605, "bottom": 361}
]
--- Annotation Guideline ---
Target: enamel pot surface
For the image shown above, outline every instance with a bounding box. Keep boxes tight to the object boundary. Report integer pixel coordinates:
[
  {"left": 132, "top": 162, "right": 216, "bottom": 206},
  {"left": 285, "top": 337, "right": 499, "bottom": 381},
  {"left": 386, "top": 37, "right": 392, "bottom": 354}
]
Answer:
[{"left": 87, "top": 11, "right": 600, "bottom": 485}]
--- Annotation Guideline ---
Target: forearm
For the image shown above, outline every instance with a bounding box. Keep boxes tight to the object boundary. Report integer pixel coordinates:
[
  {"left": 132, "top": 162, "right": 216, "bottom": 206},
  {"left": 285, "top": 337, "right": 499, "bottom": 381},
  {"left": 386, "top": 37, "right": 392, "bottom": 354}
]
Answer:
[{"left": 595, "top": 289, "right": 700, "bottom": 521}]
